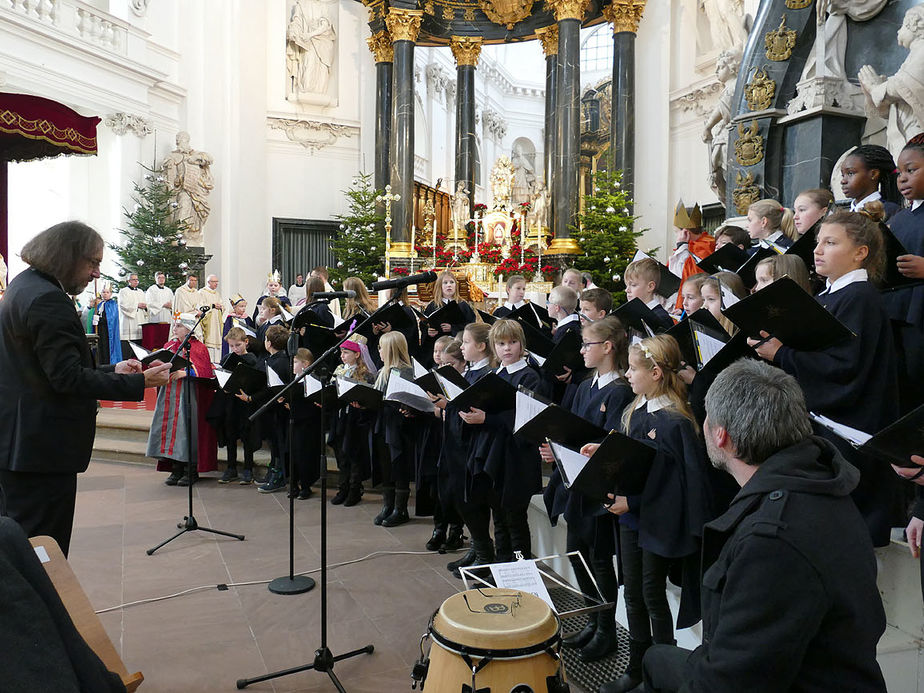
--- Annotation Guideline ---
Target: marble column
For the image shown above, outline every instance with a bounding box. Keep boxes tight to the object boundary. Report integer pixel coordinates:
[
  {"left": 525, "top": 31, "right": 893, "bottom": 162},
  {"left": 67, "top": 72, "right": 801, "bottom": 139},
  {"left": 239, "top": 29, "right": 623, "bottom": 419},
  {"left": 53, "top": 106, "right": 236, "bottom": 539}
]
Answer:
[
  {"left": 604, "top": 0, "right": 646, "bottom": 204},
  {"left": 367, "top": 31, "right": 394, "bottom": 197},
  {"left": 384, "top": 9, "right": 423, "bottom": 253},
  {"left": 548, "top": 0, "right": 588, "bottom": 254},
  {"left": 536, "top": 25, "right": 558, "bottom": 233},
  {"left": 451, "top": 36, "right": 482, "bottom": 213}
]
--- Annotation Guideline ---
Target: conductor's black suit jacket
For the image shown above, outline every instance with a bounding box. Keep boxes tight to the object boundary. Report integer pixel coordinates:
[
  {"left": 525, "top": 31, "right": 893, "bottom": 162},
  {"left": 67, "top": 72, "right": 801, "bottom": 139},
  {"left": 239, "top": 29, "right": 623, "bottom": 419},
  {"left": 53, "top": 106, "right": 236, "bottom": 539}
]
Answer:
[{"left": 0, "top": 268, "right": 145, "bottom": 474}]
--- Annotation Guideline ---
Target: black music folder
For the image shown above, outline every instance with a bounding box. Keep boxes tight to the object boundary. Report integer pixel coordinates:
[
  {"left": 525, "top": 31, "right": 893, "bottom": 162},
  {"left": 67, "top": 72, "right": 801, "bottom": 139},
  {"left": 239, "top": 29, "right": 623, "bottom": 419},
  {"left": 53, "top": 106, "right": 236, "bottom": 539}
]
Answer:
[
  {"left": 548, "top": 429, "right": 655, "bottom": 502},
  {"left": 880, "top": 225, "right": 924, "bottom": 293},
  {"left": 302, "top": 374, "right": 336, "bottom": 405},
  {"left": 514, "top": 387, "right": 607, "bottom": 447},
  {"left": 335, "top": 376, "right": 383, "bottom": 409},
  {"left": 128, "top": 343, "right": 190, "bottom": 373},
  {"left": 385, "top": 370, "right": 435, "bottom": 413},
  {"left": 722, "top": 276, "right": 854, "bottom": 351},
  {"left": 696, "top": 243, "right": 749, "bottom": 275},
  {"left": 517, "top": 318, "right": 555, "bottom": 358},
  {"left": 510, "top": 302, "right": 554, "bottom": 331},
  {"left": 214, "top": 363, "right": 265, "bottom": 396},
  {"left": 448, "top": 372, "right": 517, "bottom": 413},
  {"left": 477, "top": 308, "right": 498, "bottom": 324},
  {"left": 692, "top": 331, "right": 756, "bottom": 382},
  {"left": 665, "top": 309, "right": 729, "bottom": 370},
  {"left": 735, "top": 246, "right": 777, "bottom": 289},
  {"left": 541, "top": 329, "right": 585, "bottom": 376},
  {"left": 415, "top": 365, "right": 469, "bottom": 397},
  {"left": 299, "top": 323, "right": 340, "bottom": 355},
  {"left": 611, "top": 298, "right": 662, "bottom": 335},
  {"left": 785, "top": 229, "right": 816, "bottom": 271},
  {"left": 420, "top": 300, "right": 467, "bottom": 328},
  {"left": 291, "top": 307, "right": 328, "bottom": 331},
  {"left": 355, "top": 303, "right": 416, "bottom": 340},
  {"left": 812, "top": 405, "right": 924, "bottom": 469}
]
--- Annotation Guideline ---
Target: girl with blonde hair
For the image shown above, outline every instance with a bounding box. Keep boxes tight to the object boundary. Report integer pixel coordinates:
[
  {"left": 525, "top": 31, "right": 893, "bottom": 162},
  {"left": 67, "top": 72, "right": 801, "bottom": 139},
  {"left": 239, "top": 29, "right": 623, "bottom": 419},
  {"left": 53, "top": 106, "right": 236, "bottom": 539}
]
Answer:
[
  {"left": 747, "top": 198, "right": 797, "bottom": 250},
  {"left": 419, "top": 270, "right": 476, "bottom": 367}
]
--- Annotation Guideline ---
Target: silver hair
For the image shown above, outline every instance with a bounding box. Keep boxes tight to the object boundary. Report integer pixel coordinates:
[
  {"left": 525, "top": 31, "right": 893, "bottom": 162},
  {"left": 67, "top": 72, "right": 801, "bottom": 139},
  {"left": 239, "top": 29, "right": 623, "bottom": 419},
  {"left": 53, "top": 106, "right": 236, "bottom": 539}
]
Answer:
[
  {"left": 549, "top": 284, "right": 579, "bottom": 313},
  {"left": 705, "top": 359, "right": 812, "bottom": 466},
  {"left": 20, "top": 221, "right": 104, "bottom": 295}
]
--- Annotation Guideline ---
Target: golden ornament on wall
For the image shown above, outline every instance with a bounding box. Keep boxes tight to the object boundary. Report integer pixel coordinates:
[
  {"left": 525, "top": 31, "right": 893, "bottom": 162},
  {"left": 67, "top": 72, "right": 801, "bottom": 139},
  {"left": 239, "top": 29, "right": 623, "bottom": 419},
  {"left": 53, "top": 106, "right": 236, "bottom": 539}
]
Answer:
[
  {"left": 744, "top": 66, "right": 776, "bottom": 111},
  {"left": 765, "top": 14, "right": 797, "bottom": 62},
  {"left": 735, "top": 119, "right": 764, "bottom": 166},
  {"left": 733, "top": 171, "right": 761, "bottom": 215},
  {"left": 442, "top": 6, "right": 455, "bottom": 20},
  {"left": 464, "top": 6, "right": 477, "bottom": 20},
  {"left": 785, "top": 0, "right": 812, "bottom": 8},
  {"left": 480, "top": 0, "right": 534, "bottom": 29}
]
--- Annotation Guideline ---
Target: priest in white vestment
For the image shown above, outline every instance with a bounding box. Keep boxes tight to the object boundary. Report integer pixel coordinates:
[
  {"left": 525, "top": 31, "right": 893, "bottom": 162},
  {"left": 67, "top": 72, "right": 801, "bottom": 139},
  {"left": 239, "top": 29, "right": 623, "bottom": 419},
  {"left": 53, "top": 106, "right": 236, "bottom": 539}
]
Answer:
[
  {"left": 117, "top": 273, "right": 147, "bottom": 343},
  {"left": 198, "top": 274, "right": 225, "bottom": 361},
  {"left": 173, "top": 274, "right": 204, "bottom": 339},
  {"left": 146, "top": 271, "right": 175, "bottom": 323}
]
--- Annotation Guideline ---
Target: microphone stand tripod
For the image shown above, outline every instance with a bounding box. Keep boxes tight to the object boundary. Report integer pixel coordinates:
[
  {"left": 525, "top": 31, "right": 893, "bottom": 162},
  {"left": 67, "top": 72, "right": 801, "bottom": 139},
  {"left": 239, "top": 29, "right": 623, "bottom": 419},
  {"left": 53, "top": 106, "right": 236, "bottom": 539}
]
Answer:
[
  {"left": 148, "top": 308, "right": 245, "bottom": 555},
  {"left": 236, "top": 292, "right": 410, "bottom": 690}
]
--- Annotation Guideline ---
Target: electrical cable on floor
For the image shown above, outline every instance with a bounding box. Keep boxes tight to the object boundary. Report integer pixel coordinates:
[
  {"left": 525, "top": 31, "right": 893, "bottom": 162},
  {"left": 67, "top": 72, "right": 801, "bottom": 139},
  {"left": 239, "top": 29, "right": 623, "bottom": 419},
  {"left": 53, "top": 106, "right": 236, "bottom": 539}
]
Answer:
[{"left": 94, "top": 548, "right": 465, "bottom": 614}]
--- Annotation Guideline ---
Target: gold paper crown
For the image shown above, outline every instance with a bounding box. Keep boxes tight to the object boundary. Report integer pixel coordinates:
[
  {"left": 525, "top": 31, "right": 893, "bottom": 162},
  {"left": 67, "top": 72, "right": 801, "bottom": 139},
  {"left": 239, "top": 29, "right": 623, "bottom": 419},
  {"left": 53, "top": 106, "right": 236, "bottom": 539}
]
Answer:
[
  {"left": 673, "top": 200, "right": 703, "bottom": 229},
  {"left": 267, "top": 269, "right": 281, "bottom": 283}
]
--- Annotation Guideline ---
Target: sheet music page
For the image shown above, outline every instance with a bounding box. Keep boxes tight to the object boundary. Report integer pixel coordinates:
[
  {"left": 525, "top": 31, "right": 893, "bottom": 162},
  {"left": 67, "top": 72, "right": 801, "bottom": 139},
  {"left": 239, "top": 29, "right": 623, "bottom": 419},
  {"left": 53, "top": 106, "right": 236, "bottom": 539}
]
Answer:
[
  {"left": 280, "top": 307, "right": 295, "bottom": 322},
  {"left": 514, "top": 389, "right": 549, "bottom": 433},
  {"left": 214, "top": 369, "right": 232, "bottom": 388},
  {"left": 232, "top": 319, "right": 256, "bottom": 337},
  {"left": 549, "top": 442, "right": 589, "bottom": 487},
  {"left": 267, "top": 367, "right": 284, "bottom": 388},
  {"left": 332, "top": 313, "right": 345, "bottom": 328},
  {"left": 641, "top": 321, "right": 655, "bottom": 338},
  {"left": 809, "top": 413, "right": 872, "bottom": 447},
  {"left": 385, "top": 371, "right": 432, "bottom": 410},
  {"left": 412, "top": 358, "right": 428, "bottom": 379},
  {"left": 129, "top": 342, "right": 151, "bottom": 360},
  {"left": 632, "top": 249, "right": 651, "bottom": 263},
  {"left": 304, "top": 375, "right": 322, "bottom": 397},
  {"left": 435, "top": 371, "right": 465, "bottom": 400},
  {"left": 630, "top": 334, "right": 643, "bottom": 345},
  {"left": 489, "top": 560, "right": 556, "bottom": 612},
  {"left": 531, "top": 352, "right": 547, "bottom": 366},
  {"left": 693, "top": 330, "right": 726, "bottom": 366},
  {"left": 336, "top": 376, "right": 354, "bottom": 398}
]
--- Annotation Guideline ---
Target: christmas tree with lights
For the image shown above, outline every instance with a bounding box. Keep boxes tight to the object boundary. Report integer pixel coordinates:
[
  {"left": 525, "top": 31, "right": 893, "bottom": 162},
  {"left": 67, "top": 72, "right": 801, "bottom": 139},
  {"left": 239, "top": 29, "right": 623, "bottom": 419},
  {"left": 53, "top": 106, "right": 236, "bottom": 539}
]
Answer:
[
  {"left": 106, "top": 164, "right": 200, "bottom": 288},
  {"left": 329, "top": 173, "right": 385, "bottom": 286}
]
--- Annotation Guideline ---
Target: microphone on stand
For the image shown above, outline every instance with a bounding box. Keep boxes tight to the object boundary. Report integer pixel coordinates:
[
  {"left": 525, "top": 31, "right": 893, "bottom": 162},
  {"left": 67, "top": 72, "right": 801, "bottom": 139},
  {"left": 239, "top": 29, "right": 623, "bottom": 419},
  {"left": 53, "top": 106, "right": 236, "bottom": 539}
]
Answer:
[
  {"left": 370, "top": 271, "right": 438, "bottom": 292},
  {"left": 312, "top": 290, "right": 356, "bottom": 300}
]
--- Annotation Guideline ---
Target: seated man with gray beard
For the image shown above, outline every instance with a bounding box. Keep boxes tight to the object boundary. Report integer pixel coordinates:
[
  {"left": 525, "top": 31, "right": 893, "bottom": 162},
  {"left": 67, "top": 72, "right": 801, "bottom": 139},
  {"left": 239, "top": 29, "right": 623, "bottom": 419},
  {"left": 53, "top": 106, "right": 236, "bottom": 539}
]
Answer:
[{"left": 641, "top": 359, "right": 887, "bottom": 693}]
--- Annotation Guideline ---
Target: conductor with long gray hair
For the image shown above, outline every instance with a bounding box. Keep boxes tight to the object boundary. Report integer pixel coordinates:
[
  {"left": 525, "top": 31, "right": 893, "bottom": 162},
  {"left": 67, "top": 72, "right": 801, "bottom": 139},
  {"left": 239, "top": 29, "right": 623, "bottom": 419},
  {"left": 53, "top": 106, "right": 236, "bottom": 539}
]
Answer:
[{"left": 0, "top": 221, "right": 172, "bottom": 556}]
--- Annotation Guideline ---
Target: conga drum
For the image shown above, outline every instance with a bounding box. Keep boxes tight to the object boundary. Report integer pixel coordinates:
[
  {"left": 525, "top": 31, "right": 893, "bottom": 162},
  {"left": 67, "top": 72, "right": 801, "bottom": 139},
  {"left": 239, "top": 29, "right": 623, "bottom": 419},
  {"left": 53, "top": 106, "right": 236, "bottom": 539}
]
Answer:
[{"left": 419, "top": 588, "right": 569, "bottom": 693}]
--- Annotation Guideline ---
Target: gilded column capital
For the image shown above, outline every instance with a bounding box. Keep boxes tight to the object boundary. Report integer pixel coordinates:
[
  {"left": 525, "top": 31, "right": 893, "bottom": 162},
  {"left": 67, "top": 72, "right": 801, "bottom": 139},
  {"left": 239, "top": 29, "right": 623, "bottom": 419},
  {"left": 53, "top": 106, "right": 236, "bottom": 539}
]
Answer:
[
  {"left": 535, "top": 25, "right": 559, "bottom": 56},
  {"left": 385, "top": 8, "right": 424, "bottom": 43},
  {"left": 366, "top": 30, "right": 393, "bottom": 63},
  {"left": 602, "top": 0, "right": 647, "bottom": 34},
  {"left": 546, "top": 0, "right": 590, "bottom": 22},
  {"left": 450, "top": 36, "right": 483, "bottom": 67}
]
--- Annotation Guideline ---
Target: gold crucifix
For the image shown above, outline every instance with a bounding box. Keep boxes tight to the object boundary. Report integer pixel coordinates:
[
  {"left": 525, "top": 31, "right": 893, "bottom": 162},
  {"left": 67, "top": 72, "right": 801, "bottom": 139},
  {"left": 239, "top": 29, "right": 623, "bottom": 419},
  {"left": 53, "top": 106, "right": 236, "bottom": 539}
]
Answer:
[{"left": 376, "top": 184, "right": 401, "bottom": 278}]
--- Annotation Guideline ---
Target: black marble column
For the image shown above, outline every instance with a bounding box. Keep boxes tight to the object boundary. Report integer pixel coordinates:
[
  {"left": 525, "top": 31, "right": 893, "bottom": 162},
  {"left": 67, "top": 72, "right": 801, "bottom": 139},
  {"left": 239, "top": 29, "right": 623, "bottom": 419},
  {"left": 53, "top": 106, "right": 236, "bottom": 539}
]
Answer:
[
  {"left": 389, "top": 39, "right": 415, "bottom": 246},
  {"left": 544, "top": 52, "right": 558, "bottom": 228},
  {"left": 554, "top": 17, "right": 581, "bottom": 243},
  {"left": 610, "top": 32, "right": 635, "bottom": 201},
  {"left": 455, "top": 64, "right": 476, "bottom": 210},
  {"left": 374, "top": 61, "right": 393, "bottom": 196}
]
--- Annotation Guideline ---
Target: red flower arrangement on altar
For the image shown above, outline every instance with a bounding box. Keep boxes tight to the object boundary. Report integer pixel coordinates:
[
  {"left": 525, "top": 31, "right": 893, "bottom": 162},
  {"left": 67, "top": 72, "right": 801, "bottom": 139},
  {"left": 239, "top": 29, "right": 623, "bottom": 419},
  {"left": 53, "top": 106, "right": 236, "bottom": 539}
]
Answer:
[
  {"left": 473, "top": 203, "right": 487, "bottom": 213},
  {"left": 540, "top": 264, "right": 558, "bottom": 281},
  {"left": 519, "top": 201, "right": 531, "bottom": 213},
  {"left": 391, "top": 266, "right": 410, "bottom": 276},
  {"left": 475, "top": 243, "right": 503, "bottom": 263},
  {"left": 493, "top": 257, "right": 521, "bottom": 278}
]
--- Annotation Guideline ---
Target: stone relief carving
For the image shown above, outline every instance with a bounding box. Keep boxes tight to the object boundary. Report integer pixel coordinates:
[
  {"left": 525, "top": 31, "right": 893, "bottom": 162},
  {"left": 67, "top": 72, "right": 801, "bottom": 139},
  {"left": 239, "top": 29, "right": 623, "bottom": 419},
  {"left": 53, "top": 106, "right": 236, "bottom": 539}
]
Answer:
[
  {"left": 130, "top": 0, "right": 150, "bottom": 17},
  {"left": 267, "top": 117, "right": 357, "bottom": 154},
  {"left": 482, "top": 108, "right": 507, "bottom": 140},
  {"left": 163, "top": 132, "right": 213, "bottom": 247},
  {"left": 699, "top": 0, "right": 747, "bottom": 52},
  {"left": 425, "top": 63, "right": 450, "bottom": 99},
  {"left": 702, "top": 46, "right": 741, "bottom": 203},
  {"left": 104, "top": 113, "right": 152, "bottom": 137},
  {"left": 672, "top": 83, "right": 723, "bottom": 117},
  {"left": 286, "top": 0, "right": 337, "bottom": 99},
  {"left": 859, "top": 5, "right": 924, "bottom": 155}
]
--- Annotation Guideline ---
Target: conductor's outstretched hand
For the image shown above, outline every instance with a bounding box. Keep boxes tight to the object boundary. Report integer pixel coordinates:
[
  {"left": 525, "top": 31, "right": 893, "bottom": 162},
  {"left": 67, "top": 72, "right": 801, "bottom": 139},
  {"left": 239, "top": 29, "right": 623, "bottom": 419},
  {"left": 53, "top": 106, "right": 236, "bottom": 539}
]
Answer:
[{"left": 142, "top": 362, "right": 172, "bottom": 388}]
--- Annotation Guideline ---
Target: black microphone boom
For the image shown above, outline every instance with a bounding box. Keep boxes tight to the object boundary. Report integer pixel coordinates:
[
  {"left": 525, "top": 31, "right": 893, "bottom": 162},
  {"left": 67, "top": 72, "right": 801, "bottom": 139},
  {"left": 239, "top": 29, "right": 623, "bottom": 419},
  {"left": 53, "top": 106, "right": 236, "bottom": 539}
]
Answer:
[
  {"left": 370, "top": 271, "right": 438, "bottom": 292},
  {"left": 313, "top": 290, "right": 356, "bottom": 300},
  {"left": 198, "top": 305, "right": 212, "bottom": 313}
]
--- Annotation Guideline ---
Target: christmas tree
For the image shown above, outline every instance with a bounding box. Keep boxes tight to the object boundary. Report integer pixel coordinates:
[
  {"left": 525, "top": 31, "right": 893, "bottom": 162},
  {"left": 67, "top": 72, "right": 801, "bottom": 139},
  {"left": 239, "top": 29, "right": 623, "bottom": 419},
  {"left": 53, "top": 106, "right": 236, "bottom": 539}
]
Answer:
[
  {"left": 330, "top": 172, "right": 385, "bottom": 286},
  {"left": 571, "top": 167, "right": 644, "bottom": 295},
  {"left": 106, "top": 164, "right": 200, "bottom": 289}
]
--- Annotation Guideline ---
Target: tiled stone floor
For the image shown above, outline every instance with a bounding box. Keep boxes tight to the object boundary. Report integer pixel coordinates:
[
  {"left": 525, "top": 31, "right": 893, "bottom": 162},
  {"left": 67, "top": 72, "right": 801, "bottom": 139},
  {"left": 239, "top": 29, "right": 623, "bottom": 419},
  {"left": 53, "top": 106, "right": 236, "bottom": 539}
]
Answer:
[{"left": 69, "top": 460, "right": 468, "bottom": 692}]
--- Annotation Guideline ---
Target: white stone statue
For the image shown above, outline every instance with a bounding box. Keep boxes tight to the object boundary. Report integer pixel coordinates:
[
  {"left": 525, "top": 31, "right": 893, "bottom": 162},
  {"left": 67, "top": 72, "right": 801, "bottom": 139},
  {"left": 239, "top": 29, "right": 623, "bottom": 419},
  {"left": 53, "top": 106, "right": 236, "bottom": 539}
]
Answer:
[
  {"left": 510, "top": 143, "right": 537, "bottom": 205},
  {"left": 163, "top": 131, "right": 214, "bottom": 247},
  {"left": 859, "top": 5, "right": 924, "bottom": 156},
  {"left": 530, "top": 180, "right": 550, "bottom": 232},
  {"left": 286, "top": 0, "right": 336, "bottom": 97},
  {"left": 699, "top": 0, "right": 747, "bottom": 52},
  {"left": 702, "top": 46, "right": 741, "bottom": 203},
  {"left": 451, "top": 182, "right": 470, "bottom": 233},
  {"left": 490, "top": 156, "right": 515, "bottom": 210}
]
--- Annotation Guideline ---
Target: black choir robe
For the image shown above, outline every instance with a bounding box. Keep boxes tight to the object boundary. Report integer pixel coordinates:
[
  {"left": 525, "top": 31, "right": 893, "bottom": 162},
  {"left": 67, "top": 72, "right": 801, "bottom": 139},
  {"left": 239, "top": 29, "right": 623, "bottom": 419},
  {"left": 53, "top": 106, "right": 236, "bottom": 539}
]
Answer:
[
  {"left": 330, "top": 365, "right": 375, "bottom": 483},
  {"left": 206, "top": 351, "right": 262, "bottom": 453},
  {"left": 774, "top": 279, "right": 899, "bottom": 547},
  {"left": 417, "top": 300, "right": 475, "bottom": 368},
  {"left": 372, "top": 365, "right": 417, "bottom": 484},
  {"left": 369, "top": 304, "right": 420, "bottom": 370}
]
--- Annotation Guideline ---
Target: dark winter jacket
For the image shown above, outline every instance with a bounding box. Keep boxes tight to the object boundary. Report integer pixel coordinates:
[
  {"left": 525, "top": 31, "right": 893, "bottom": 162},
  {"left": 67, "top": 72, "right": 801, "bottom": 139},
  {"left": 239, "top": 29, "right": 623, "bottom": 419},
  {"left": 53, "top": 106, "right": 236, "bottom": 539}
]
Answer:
[{"left": 682, "top": 436, "right": 886, "bottom": 693}]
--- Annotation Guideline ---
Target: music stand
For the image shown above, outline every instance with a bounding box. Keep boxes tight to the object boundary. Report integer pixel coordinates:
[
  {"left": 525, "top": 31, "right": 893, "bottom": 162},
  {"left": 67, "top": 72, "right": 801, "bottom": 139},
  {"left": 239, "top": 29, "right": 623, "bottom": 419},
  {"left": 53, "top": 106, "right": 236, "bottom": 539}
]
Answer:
[
  {"left": 147, "top": 310, "right": 245, "bottom": 555},
  {"left": 235, "top": 294, "right": 415, "bottom": 689}
]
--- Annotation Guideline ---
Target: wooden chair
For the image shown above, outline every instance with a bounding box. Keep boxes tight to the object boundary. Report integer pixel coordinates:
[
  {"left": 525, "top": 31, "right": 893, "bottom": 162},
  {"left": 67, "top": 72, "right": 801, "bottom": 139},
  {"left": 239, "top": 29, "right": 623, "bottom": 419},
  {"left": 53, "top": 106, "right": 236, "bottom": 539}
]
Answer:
[{"left": 29, "top": 536, "right": 144, "bottom": 692}]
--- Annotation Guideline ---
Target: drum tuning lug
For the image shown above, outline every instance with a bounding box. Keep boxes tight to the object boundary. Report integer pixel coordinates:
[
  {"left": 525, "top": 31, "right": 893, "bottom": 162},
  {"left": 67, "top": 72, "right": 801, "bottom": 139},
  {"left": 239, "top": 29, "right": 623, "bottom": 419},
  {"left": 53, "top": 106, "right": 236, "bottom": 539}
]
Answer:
[{"left": 410, "top": 657, "right": 429, "bottom": 688}]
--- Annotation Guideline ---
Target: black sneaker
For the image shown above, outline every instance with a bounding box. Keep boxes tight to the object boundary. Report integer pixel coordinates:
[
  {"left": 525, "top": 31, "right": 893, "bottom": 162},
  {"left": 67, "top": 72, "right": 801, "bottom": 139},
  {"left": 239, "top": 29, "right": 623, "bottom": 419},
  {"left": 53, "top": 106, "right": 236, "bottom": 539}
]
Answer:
[
  {"left": 331, "top": 486, "right": 348, "bottom": 505},
  {"left": 298, "top": 488, "right": 313, "bottom": 500},
  {"left": 239, "top": 469, "right": 254, "bottom": 485},
  {"left": 164, "top": 471, "right": 182, "bottom": 486},
  {"left": 258, "top": 473, "right": 286, "bottom": 494},
  {"left": 219, "top": 467, "right": 239, "bottom": 484}
]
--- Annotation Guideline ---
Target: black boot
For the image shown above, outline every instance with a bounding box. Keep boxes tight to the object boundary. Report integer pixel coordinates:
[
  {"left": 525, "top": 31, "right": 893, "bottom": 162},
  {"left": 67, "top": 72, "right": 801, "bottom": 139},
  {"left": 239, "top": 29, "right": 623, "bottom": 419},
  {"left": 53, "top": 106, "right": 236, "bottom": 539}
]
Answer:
[
  {"left": 442, "top": 524, "right": 465, "bottom": 551},
  {"left": 382, "top": 489, "right": 410, "bottom": 527},
  {"left": 453, "top": 538, "right": 495, "bottom": 579},
  {"left": 344, "top": 483, "right": 363, "bottom": 507},
  {"left": 331, "top": 484, "right": 349, "bottom": 505},
  {"left": 508, "top": 513, "right": 532, "bottom": 560},
  {"left": 579, "top": 559, "right": 621, "bottom": 662},
  {"left": 164, "top": 461, "right": 183, "bottom": 486},
  {"left": 426, "top": 523, "right": 447, "bottom": 551},
  {"left": 177, "top": 465, "right": 198, "bottom": 486},
  {"left": 494, "top": 519, "right": 513, "bottom": 563},
  {"left": 373, "top": 488, "right": 396, "bottom": 525},
  {"left": 599, "top": 638, "right": 651, "bottom": 693},
  {"left": 562, "top": 612, "right": 598, "bottom": 649},
  {"left": 447, "top": 548, "right": 476, "bottom": 573}
]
